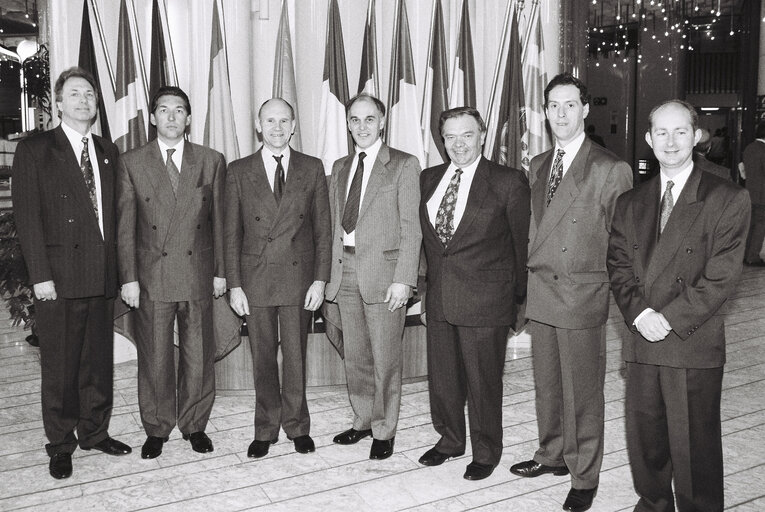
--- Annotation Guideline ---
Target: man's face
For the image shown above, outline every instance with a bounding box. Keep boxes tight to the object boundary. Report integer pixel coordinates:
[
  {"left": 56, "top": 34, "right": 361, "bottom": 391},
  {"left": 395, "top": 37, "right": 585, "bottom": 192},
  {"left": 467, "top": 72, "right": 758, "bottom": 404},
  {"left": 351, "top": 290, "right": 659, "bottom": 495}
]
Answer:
[
  {"left": 347, "top": 98, "right": 384, "bottom": 149},
  {"left": 546, "top": 84, "right": 589, "bottom": 146},
  {"left": 442, "top": 114, "right": 485, "bottom": 168},
  {"left": 645, "top": 103, "right": 701, "bottom": 172},
  {"left": 256, "top": 99, "right": 295, "bottom": 153},
  {"left": 57, "top": 77, "right": 97, "bottom": 126},
  {"left": 150, "top": 94, "right": 191, "bottom": 143}
]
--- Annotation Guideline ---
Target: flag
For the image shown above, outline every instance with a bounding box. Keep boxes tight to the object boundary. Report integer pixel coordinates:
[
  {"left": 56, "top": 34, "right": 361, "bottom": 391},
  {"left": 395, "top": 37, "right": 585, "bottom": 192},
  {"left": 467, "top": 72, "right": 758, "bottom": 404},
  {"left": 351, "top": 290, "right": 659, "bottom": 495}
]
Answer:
[
  {"left": 78, "top": 0, "right": 111, "bottom": 139},
  {"left": 147, "top": 0, "right": 171, "bottom": 140},
  {"left": 357, "top": 0, "right": 379, "bottom": 97},
  {"left": 522, "top": 0, "right": 551, "bottom": 160},
  {"left": 317, "top": 0, "right": 352, "bottom": 174},
  {"left": 449, "top": 0, "right": 476, "bottom": 109},
  {"left": 420, "top": 0, "right": 448, "bottom": 166},
  {"left": 203, "top": 0, "right": 240, "bottom": 162},
  {"left": 273, "top": 0, "right": 302, "bottom": 151},
  {"left": 113, "top": 0, "right": 148, "bottom": 153},
  {"left": 386, "top": 0, "right": 425, "bottom": 168}
]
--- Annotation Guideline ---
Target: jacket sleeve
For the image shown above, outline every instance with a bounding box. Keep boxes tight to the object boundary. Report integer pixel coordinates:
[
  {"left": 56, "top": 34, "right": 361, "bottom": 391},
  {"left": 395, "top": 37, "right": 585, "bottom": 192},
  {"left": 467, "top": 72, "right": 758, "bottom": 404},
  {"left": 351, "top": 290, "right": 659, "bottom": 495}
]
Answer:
[
  {"left": 115, "top": 156, "right": 138, "bottom": 284},
  {"left": 393, "top": 155, "right": 423, "bottom": 287},
  {"left": 211, "top": 152, "right": 227, "bottom": 279},
  {"left": 507, "top": 169, "right": 530, "bottom": 300},
  {"left": 223, "top": 161, "right": 243, "bottom": 288},
  {"left": 311, "top": 159, "right": 332, "bottom": 282}
]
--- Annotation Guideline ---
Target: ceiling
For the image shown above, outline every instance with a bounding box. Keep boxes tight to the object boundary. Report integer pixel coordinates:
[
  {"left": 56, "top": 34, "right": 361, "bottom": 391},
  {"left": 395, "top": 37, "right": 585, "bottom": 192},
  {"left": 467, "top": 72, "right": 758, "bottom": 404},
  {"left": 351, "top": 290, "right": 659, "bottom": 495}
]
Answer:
[{"left": 0, "top": 0, "right": 38, "bottom": 40}]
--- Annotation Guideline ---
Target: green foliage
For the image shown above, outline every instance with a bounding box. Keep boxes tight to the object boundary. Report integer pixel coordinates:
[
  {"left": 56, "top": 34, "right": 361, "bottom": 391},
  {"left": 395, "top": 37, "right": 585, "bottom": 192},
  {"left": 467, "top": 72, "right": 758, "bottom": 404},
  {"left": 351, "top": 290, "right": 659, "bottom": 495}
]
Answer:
[{"left": 0, "top": 212, "right": 34, "bottom": 329}]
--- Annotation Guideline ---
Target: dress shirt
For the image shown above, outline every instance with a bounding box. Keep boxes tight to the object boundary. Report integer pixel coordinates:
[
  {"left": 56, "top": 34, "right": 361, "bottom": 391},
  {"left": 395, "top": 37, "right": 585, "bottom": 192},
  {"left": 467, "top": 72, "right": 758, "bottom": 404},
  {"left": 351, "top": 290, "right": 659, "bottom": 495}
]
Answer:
[
  {"left": 551, "top": 131, "right": 586, "bottom": 179},
  {"left": 426, "top": 157, "right": 480, "bottom": 230},
  {"left": 60, "top": 120, "right": 104, "bottom": 237},
  {"left": 343, "top": 137, "right": 382, "bottom": 246},
  {"left": 261, "top": 145, "right": 291, "bottom": 192},
  {"left": 157, "top": 138, "right": 184, "bottom": 172}
]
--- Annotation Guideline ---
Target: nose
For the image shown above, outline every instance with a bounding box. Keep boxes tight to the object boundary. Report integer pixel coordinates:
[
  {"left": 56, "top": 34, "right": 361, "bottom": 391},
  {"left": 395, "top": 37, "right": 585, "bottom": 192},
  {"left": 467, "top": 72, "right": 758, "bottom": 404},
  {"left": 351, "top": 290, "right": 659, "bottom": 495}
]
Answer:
[{"left": 556, "top": 108, "right": 566, "bottom": 118}]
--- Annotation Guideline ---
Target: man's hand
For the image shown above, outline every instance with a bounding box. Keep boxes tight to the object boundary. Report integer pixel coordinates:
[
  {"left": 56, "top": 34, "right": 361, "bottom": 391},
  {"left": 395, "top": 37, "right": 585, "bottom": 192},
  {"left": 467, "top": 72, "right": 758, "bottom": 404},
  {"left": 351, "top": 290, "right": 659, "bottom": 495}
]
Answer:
[
  {"left": 304, "top": 281, "right": 326, "bottom": 311},
  {"left": 213, "top": 277, "right": 227, "bottom": 298},
  {"left": 229, "top": 287, "right": 250, "bottom": 317},
  {"left": 635, "top": 311, "right": 672, "bottom": 342},
  {"left": 33, "top": 281, "right": 57, "bottom": 302},
  {"left": 385, "top": 283, "right": 411, "bottom": 312},
  {"left": 120, "top": 281, "right": 140, "bottom": 308}
]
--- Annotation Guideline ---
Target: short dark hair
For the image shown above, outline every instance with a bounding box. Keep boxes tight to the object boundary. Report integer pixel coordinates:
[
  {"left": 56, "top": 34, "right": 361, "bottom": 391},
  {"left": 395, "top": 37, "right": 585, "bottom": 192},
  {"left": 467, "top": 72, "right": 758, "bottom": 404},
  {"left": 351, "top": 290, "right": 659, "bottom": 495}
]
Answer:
[
  {"left": 648, "top": 99, "right": 698, "bottom": 131},
  {"left": 439, "top": 107, "right": 486, "bottom": 136},
  {"left": 755, "top": 121, "right": 765, "bottom": 139},
  {"left": 257, "top": 98, "right": 295, "bottom": 120},
  {"left": 150, "top": 86, "right": 191, "bottom": 115},
  {"left": 544, "top": 72, "right": 589, "bottom": 108},
  {"left": 345, "top": 93, "right": 386, "bottom": 117},
  {"left": 54, "top": 67, "right": 99, "bottom": 103}
]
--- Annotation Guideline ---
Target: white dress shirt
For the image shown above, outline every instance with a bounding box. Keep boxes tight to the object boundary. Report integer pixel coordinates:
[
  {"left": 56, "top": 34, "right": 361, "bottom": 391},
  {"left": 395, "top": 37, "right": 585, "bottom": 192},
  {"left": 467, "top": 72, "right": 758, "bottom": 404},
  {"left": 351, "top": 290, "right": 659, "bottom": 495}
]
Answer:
[
  {"left": 426, "top": 157, "right": 481, "bottom": 230},
  {"left": 551, "top": 131, "right": 586, "bottom": 179},
  {"left": 157, "top": 138, "right": 184, "bottom": 172},
  {"left": 343, "top": 137, "right": 383, "bottom": 246},
  {"left": 261, "top": 145, "right": 291, "bottom": 192},
  {"left": 60, "top": 120, "right": 104, "bottom": 237}
]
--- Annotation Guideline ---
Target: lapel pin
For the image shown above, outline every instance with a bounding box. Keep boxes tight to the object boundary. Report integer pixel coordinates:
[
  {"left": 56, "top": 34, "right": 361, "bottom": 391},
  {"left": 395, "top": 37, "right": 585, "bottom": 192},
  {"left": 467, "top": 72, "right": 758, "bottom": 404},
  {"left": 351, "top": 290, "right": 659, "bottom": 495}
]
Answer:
[{"left": 104, "top": 158, "right": 109, "bottom": 164}]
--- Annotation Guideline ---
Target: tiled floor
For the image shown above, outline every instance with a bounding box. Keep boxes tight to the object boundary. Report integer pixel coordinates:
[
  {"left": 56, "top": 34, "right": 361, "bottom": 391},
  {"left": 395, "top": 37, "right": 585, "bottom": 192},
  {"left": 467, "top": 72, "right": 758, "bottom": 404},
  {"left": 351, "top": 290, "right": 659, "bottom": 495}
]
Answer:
[{"left": 0, "top": 266, "right": 763, "bottom": 511}]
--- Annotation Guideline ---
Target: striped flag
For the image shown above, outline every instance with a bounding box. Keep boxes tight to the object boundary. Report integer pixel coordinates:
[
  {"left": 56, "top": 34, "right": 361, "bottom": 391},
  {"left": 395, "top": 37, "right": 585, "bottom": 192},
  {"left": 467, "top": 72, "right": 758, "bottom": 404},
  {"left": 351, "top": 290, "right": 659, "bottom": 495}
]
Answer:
[
  {"left": 273, "top": 0, "right": 302, "bottom": 151},
  {"left": 317, "top": 0, "right": 351, "bottom": 174},
  {"left": 203, "top": 0, "right": 240, "bottom": 162},
  {"left": 147, "top": 0, "right": 171, "bottom": 140},
  {"left": 420, "top": 0, "right": 448, "bottom": 166},
  {"left": 522, "top": 0, "right": 550, "bottom": 160},
  {"left": 357, "top": 0, "right": 379, "bottom": 97},
  {"left": 448, "top": 0, "right": 476, "bottom": 109},
  {"left": 386, "top": 0, "right": 425, "bottom": 168},
  {"left": 113, "top": 0, "right": 148, "bottom": 153},
  {"left": 77, "top": 0, "right": 111, "bottom": 139}
]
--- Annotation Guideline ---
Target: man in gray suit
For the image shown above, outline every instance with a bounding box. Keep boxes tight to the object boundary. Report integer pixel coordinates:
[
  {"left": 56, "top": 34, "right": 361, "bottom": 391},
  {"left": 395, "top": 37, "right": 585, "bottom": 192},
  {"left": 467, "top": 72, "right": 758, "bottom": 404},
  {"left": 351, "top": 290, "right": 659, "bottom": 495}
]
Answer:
[
  {"left": 117, "top": 86, "right": 226, "bottom": 459},
  {"left": 325, "top": 93, "right": 422, "bottom": 460}
]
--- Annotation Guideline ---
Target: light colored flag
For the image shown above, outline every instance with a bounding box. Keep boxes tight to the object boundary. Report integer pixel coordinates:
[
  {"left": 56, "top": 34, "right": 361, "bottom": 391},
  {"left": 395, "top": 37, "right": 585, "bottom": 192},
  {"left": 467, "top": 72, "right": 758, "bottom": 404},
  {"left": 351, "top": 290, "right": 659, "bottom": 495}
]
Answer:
[
  {"left": 420, "top": 0, "right": 448, "bottom": 166},
  {"left": 522, "top": 0, "right": 551, "bottom": 160},
  {"left": 357, "top": 0, "right": 379, "bottom": 96},
  {"left": 317, "top": 0, "right": 351, "bottom": 175},
  {"left": 386, "top": 0, "right": 425, "bottom": 168},
  {"left": 273, "top": 0, "right": 302, "bottom": 151},
  {"left": 113, "top": 0, "right": 148, "bottom": 153},
  {"left": 448, "top": 0, "right": 476, "bottom": 109},
  {"left": 203, "top": 0, "right": 240, "bottom": 162}
]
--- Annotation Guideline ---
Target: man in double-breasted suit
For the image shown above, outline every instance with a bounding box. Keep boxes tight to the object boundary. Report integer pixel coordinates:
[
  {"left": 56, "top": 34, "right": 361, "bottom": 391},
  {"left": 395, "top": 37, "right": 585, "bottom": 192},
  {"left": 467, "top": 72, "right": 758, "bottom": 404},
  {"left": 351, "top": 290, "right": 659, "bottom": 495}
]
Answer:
[
  {"left": 417, "top": 107, "right": 530, "bottom": 481},
  {"left": 325, "top": 93, "right": 422, "bottom": 460},
  {"left": 13, "top": 67, "right": 131, "bottom": 479},
  {"left": 608, "top": 100, "right": 750, "bottom": 511},
  {"left": 117, "top": 86, "right": 226, "bottom": 459},
  {"left": 510, "top": 73, "right": 632, "bottom": 512},
  {"left": 224, "top": 98, "right": 331, "bottom": 458}
]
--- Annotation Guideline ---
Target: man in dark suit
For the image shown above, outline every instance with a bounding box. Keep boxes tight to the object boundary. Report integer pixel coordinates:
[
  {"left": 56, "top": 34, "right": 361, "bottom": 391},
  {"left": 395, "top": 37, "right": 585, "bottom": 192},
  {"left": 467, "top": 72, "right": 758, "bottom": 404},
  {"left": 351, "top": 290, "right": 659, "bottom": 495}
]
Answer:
[
  {"left": 608, "top": 100, "right": 750, "bottom": 512},
  {"left": 741, "top": 121, "right": 765, "bottom": 265},
  {"left": 224, "top": 98, "right": 331, "bottom": 458},
  {"left": 12, "top": 67, "right": 131, "bottom": 479},
  {"left": 325, "top": 93, "right": 422, "bottom": 460},
  {"left": 693, "top": 129, "right": 731, "bottom": 180},
  {"left": 117, "top": 86, "right": 226, "bottom": 459},
  {"left": 417, "top": 107, "right": 530, "bottom": 480},
  {"left": 510, "top": 73, "right": 632, "bottom": 512}
]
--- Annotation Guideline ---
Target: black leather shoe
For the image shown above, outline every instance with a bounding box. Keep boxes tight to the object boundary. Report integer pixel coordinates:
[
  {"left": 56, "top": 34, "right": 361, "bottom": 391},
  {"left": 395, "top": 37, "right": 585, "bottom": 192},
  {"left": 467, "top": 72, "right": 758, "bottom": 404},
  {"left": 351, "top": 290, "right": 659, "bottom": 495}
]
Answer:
[
  {"left": 49, "top": 453, "right": 72, "bottom": 479},
  {"left": 247, "top": 438, "right": 277, "bottom": 458},
  {"left": 332, "top": 428, "right": 373, "bottom": 445},
  {"left": 369, "top": 437, "right": 394, "bottom": 460},
  {"left": 563, "top": 487, "right": 597, "bottom": 512},
  {"left": 510, "top": 459, "right": 569, "bottom": 478},
  {"left": 418, "top": 447, "right": 464, "bottom": 466},
  {"left": 182, "top": 432, "right": 213, "bottom": 453},
  {"left": 141, "top": 436, "right": 169, "bottom": 459},
  {"left": 291, "top": 435, "right": 315, "bottom": 454},
  {"left": 85, "top": 437, "right": 132, "bottom": 456},
  {"left": 463, "top": 461, "right": 495, "bottom": 480}
]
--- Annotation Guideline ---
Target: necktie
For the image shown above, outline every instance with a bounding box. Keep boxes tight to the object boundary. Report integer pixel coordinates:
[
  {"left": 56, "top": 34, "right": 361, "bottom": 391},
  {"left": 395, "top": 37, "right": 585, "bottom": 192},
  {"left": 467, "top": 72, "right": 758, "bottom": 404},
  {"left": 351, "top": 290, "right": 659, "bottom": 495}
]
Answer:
[
  {"left": 435, "top": 169, "right": 463, "bottom": 246},
  {"left": 273, "top": 155, "right": 285, "bottom": 204},
  {"left": 166, "top": 148, "right": 179, "bottom": 196},
  {"left": 659, "top": 180, "right": 674, "bottom": 234},
  {"left": 342, "top": 152, "right": 366, "bottom": 233},
  {"left": 80, "top": 137, "right": 98, "bottom": 216},
  {"left": 546, "top": 148, "right": 565, "bottom": 206}
]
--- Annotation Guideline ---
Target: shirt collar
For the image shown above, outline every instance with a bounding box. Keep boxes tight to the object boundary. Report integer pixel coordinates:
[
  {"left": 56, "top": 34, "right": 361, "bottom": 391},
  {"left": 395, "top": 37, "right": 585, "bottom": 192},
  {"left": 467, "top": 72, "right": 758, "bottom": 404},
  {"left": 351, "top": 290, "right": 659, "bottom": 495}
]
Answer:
[
  {"left": 554, "top": 131, "right": 586, "bottom": 157},
  {"left": 448, "top": 155, "right": 481, "bottom": 177},
  {"left": 157, "top": 138, "right": 184, "bottom": 155},
  {"left": 60, "top": 120, "right": 93, "bottom": 149},
  {"left": 263, "top": 145, "right": 291, "bottom": 160},
  {"left": 660, "top": 160, "right": 694, "bottom": 195},
  {"left": 355, "top": 137, "right": 382, "bottom": 163}
]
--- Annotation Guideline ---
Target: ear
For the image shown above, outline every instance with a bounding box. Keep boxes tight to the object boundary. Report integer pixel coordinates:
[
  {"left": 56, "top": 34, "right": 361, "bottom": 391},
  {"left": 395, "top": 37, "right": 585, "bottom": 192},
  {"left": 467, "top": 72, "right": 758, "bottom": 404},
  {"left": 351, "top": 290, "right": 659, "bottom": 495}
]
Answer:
[
  {"left": 150, "top": 113, "right": 157, "bottom": 127},
  {"left": 184, "top": 115, "right": 192, "bottom": 127},
  {"left": 583, "top": 102, "right": 590, "bottom": 119},
  {"left": 693, "top": 128, "right": 702, "bottom": 145},
  {"left": 645, "top": 131, "right": 653, "bottom": 148},
  {"left": 254, "top": 117, "right": 262, "bottom": 134}
]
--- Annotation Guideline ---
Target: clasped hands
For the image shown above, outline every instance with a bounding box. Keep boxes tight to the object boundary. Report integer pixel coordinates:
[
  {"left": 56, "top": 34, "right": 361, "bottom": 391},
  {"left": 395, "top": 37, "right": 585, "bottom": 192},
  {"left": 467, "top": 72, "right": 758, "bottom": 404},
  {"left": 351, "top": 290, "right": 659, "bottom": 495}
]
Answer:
[{"left": 635, "top": 310, "right": 672, "bottom": 342}]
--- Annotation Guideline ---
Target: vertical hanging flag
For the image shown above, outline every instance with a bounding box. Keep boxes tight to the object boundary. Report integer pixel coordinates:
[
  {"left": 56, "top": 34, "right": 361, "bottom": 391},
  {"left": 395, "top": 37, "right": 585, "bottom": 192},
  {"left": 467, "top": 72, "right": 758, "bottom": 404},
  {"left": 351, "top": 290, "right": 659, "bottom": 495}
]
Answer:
[
  {"left": 522, "top": 0, "right": 550, "bottom": 160},
  {"left": 420, "top": 0, "right": 448, "bottom": 166},
  {"left": 357, "top": 0, "right": 379, "bottom": 96},
  {"left": 317, "top": 0, "right": 351, "bottom": 174},
  {"left": 448, "top": 0, "right": 476, "bottom": 109},
  {"left": 78, "top": 0, "right": 111, "bottom": 140},
  {"left": 114, "top": 0, "right": 148, "bottom": 153},
  {"left": 273, "top": 0, "right": 302, "bottom": 151},
  {"left": 204, "top": 0, "right": 240, "bottom": 162},
  {"left": 386, "top": 0, "right": 425, "bottom": 168},
  {"left": 148, "top": 0, "right": 168, "bottom": 141}
]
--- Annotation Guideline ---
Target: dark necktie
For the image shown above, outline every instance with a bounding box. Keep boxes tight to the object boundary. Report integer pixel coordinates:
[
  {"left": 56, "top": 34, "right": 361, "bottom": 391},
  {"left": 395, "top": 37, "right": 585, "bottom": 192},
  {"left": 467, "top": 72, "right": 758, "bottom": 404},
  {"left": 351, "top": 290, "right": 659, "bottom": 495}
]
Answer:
[
  {"left": 435, "top": 168, "right": 463, "bottom": 246},
  {"left": 166, "top": 148, "right": 179, "bottom": 195},
  {"left": 546, "top": 148, "right": 565, "bottom": 206},
  {"left": 273, "top": 155, "right": 285, "bottom": 204},
  {"left": 342, "top": 152, "right": 366, "bottom": 233},
  {"left": 659, "top": 180, "right": 674, "bottom": 234},
  {"left": 80, "top": 137, "right": 98, "bottom": 216}
]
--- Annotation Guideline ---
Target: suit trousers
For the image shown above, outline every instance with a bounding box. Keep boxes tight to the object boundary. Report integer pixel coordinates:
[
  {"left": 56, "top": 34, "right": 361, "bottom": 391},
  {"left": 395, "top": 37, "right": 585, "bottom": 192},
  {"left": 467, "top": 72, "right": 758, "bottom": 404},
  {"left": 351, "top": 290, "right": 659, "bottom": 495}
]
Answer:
[
  {"left": 427, "top": 319, "right": 509, "bottom": 466},
  {"left": 626, "top": 362, "right": 724, "bottom": 512},
  {"left": 745, "top": 204, "right": 765, "bottom": 263},
  {"left": 36, "top": 295, "right": 114, "bottom": 456},
  {"left": 135, "top": 294, "right": 216, "bottom": 437},
  {"left": 336, "top": 250, "right": 405, "bottom": 440},
  {"left": 246, "top": 305, "right": 311, "bottom": 440},
  {"left": 529, "top": 320, "right": 606, "bottom": 489}
]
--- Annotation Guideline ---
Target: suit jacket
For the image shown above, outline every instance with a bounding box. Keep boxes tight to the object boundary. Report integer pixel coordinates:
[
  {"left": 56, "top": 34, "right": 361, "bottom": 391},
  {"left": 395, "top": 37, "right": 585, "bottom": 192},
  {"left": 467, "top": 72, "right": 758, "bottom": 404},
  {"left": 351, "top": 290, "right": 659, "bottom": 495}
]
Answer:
[
  {"left": 12, "top": 125, "right": 119, "bottom": 299},
  {"left": 117, "top": 140, "right": 226, "bottom": 302},
  {"left": 526, "top": 137, "right": 632, "bottom": 329},
  {"left": 223, "top": 148, "right": 331, "bottom": 306},
  {"left": 420, "top": 157, "right": 530, "bottom": 326},
  {"left": 325, "top": 144, "right": 422, "bottom": 303},
  {"left": 608, "top": 167, "right": 750, "bottom": 368},
  {"left": 743, "top": 139, "right": 765, "bottom": 205},
  {"left": 694, "top": 153, "right": 730, "bottom": 180}
]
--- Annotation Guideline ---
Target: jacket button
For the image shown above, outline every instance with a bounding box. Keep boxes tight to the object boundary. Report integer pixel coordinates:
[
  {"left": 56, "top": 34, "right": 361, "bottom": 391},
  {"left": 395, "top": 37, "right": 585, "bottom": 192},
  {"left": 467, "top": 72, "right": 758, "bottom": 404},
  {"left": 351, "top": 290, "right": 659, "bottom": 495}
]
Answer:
[
  {"left": 686, "top": 248, "right": 692, "bottom": 253},
  {"left": 61, "top": 193, "right": 68, "bottom": 198},
  {"left": 197, "top": 224, "right": 201, "bottom": 229},
  {"left": 635, "top": 276, "right": 640, "bottom": 282},
  {"left": 255, "top": 217, "right": 260, "bottom": 221},
  {"left": 152, "top": 225, "right": 157, "bottom": 230},
  {"left": 561, "top": 247, "right": 567, "bottom": 252},
  {"left": 338, "top": 258, "right": 342, "bottom": 263},
  {"left": 293, "top": 261, "right": 298, "bottom": 266},
  {"left": 676, "top": 277, "right": 683, "bottom": 283},
  {"left": 291, "top": 237, "right": 296, "bottom": 242},
  {"left": 202, "top": 197, "right": 206, "bottom": 201},
  {"left": 268, "top": 237, "right": 273, "bottom": 242},
  {"left": 162, "top": 252, "right": 167, "bottom": 256},
  {"left": 145, "top": 197, "right": 150, "bottom": 202},
  {"left": 633, "top": 244, "right": 639, "bottom": 249},
  {"left": 572, "top": 218, "right": 577, "bottom": 223},
  {"left": 553, "top": 275, "right": 559, "bottom": 280},
  {"left": 74, "top": 244, "right": 79, "bottom": 249},
  {"left": 188, "top": 250, "right": 192, "bottom": 255},
  {"left": 299, "top": 214, "right": 304, "bottom": 219}
]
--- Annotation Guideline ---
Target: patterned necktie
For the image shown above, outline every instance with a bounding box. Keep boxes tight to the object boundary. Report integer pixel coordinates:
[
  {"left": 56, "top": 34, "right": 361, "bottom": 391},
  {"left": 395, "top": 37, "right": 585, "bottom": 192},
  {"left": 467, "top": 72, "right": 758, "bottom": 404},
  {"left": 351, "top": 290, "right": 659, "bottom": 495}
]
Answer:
[
  {"left": 546, "top": 148, "right": 565, "bottom": 206},
  {"left": 80, "top": 137, "right": 98, "bottom": 216},
  {"left": 659, "top": 180, "right": 674, "bottom": 234},
  {"left": 435, "top": 168, "right": 463, "bottom": 246},
  {"left": 166, "top": 148, "right": 179, "bottom": 195},
  {"left": 342, "top": 152, "right": 366, "bottom": 233},
  {"left": 273, "top": 155, "right": 285, "bottom": 204}
]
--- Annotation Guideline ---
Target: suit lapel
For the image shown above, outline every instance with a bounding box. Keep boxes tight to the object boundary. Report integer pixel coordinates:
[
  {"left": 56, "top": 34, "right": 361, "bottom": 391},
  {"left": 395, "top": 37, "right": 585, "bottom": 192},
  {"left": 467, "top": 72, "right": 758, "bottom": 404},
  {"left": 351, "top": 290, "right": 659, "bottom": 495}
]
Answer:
[
  {"left": 448, "top": 158, "right": 490, "bottom": 250},
  {"left": 145, "top": 140, "right": 177, "bottom": 207},
  {"left": 167, "top": 141, "right": 202, "bottom": 235},
  {"left": 420, "top": 164, "right": 449, "bottom": 243},
  {"left": 356, "top": 144, "right": 388, "bottom": 223},
  {"left": 92, "top": 135, "right": 114, "bottom": 240},
  {"left": 244, "top": 149, "right": 279, "bottom": 214},
  {"left": 279, "top": 151, "right": 305, "bottom": 216},
  {"left": 530, "top": 151, "right": 552, "bottom": 228},
  {"left": 633, "top": 176, "right": 660, "bottom": 275},
  {"left": 51, "top": 127, "right": 101, "bottom": 232},
  {"left": 335, "top": 155, "right": 354, "bottom": 224}
]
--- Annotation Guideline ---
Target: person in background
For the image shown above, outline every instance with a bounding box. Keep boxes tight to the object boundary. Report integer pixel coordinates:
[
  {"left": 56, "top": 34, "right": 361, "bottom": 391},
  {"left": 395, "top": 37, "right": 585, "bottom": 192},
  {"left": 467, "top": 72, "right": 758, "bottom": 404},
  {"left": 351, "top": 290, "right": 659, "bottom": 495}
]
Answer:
[
  {"left": 693, "top": 128, "right": 731, "bottom": 180},
  {"left": 741, "top": 121, "right": 765, "bottom": 265}
]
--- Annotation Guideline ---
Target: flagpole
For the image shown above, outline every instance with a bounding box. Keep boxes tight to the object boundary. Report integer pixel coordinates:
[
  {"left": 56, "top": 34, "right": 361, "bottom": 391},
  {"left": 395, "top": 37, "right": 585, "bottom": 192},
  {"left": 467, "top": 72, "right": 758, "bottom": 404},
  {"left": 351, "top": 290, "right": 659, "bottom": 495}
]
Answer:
[
  {"left": 89, "top": 0, "right": 116, "bottom": 92},
  {"left": 420, "top": 0, "right": 437, "bottom": 126},
  {"left": 385, "top": 0, "right": 402, "bottom": 141},
  {"left": 521, "top": 0, "right": 539, "bottom": 62},
  {"left": 128, "top": 0, "right": 150, "bottom": 100},
  {"left": 485, "top": 0, "right": 514, "bottom": 131}
]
